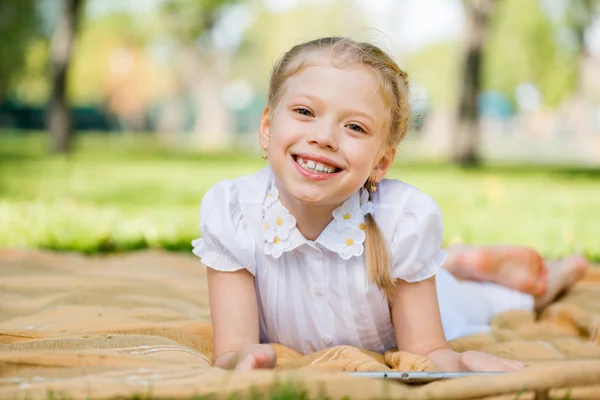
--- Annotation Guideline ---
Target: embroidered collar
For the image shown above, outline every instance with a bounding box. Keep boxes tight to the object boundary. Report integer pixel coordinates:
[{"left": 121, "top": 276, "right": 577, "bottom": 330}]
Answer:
[{"left": 262, "top": 181, "right": 375, "bottom": 260}]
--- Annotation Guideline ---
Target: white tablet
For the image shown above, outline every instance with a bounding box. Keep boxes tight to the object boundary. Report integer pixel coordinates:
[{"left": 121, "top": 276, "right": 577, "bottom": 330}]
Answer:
[{"left": 350, "top": 371, "right": 506, "bottom": 384}]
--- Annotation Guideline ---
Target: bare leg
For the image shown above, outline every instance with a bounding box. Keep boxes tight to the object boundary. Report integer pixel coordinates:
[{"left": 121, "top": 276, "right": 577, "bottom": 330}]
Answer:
[
  {"left": 443, "top": 245, "right": 547, "bottom": 295},
  {"left": 533, "top": 255, "right": 589, "bottom": 310},
  {"left": 437, "top": 254, "right": 589, "bottom": 341}
]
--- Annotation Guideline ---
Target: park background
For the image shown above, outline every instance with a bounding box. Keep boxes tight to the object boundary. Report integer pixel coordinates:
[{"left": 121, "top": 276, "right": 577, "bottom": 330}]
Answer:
[{"left": 1, "top": 0, "right": 599, "bottom": 261}]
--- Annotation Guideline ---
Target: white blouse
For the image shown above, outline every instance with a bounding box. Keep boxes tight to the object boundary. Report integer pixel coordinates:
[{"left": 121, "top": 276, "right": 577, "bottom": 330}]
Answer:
[{"left": 192, "top": 167, "right": 450, "bottom": 355}]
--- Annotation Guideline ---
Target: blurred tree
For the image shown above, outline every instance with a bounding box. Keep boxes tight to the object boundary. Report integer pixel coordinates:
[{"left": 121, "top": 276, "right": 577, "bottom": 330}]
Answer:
[
  {"left": 565, "top": 0, "right": 600, "bottom": 57},
  {"left": 10, "top": 40, "right": 50, "bottom": 105},
  {"left": 236, "top": 1, "right": 349, "bottom": 90},
  {"left": 453, "top": 0, "right": 496, "bottom": 167},
  {"left": 453, "top": 0, "right": 596, "bottom": 166},
  {"left": 0, "top": 0, "right": 43, "bottom": 103},
  {"left": 48, "top": 0, "right": 85, "bottom": 153},
  {"left": 67, "top": 11, "right": 172, "bottom": 132},
  {"left": 561, "top": 0, "right": 600, "bottom": 137},
  {"left": 484, "top": 0, "right": 578, "bottom": 108},
  {"left": 69, "top": 12, "right": 153, "bottom": 106},
  {"left": 561, "top": 0, "right": 600, "bottom": 100},
  {"left": 160, "top": 0, "right": 241, "bottom": 149},
  {"left": 405, "top": 42, "right": 462, "bottom": 110}
]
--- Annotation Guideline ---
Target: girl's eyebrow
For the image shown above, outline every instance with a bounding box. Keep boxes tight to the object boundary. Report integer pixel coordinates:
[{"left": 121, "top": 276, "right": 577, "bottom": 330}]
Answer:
[
  {"left": 292, "top": 94, "right": 376, "bottom": 123},
  {"left": 293, "top": 93, "right": 323, "bottom": 104},
  {"left": 342, "top": 109, "right": 376, "bottom": 124}
]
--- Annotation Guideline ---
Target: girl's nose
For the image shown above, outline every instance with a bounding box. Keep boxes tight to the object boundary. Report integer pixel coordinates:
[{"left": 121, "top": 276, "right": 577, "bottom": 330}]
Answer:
[{"left": 306, "top": 122, "right": 338, "bottom": 151}]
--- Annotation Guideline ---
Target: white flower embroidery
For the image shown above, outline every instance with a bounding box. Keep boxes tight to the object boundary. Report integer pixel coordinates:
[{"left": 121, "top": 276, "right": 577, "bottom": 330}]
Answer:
[
  {"left": 262, "top": 180, "right": 369, "bottom": 260},
  {"left": 332, "top": 198, "right": 362, "bottom": 232},
  {"left": 264, "top": 234, "right": 291, "bottom": 258},
  {"left": 360, "top": 189, "right": 374, "bottom": 216},
  {"left": 263, "top": 203, "right": 296, "bottom": 242},
  {"left": 263, "top": 188, "right": 296, "bottom": 258},
  {"left": 337, "top": 227, "right": 366, "bottom": 260}
]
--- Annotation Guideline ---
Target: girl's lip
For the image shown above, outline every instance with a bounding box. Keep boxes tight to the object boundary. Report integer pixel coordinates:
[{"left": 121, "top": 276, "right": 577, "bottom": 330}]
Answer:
[
  {"left": 293, "top": 152, "right": 343, "bottom": 170},
  {"left": 291, "top": 154, "right": 340, "bottom": 181}
]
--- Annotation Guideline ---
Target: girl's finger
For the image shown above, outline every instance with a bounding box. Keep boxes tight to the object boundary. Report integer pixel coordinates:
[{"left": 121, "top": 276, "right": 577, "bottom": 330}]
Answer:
[
  {"left": 253, "top": 353, "right": 275, "bottom": 369},
  {"left": 234, "top": 354, "right": 257, "bottom": 371},
  {"left": 500, "top": 358, "right": 526, "bottom": 371}
]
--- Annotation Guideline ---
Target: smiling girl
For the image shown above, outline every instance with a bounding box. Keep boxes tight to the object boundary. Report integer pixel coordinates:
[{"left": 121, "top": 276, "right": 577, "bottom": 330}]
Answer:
[{"left": 192, "top": 37, "right": 587, "bottom": 372}]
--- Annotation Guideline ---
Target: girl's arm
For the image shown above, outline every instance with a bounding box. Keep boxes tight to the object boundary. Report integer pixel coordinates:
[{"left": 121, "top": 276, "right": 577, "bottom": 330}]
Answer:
[
  {"left": 390, "top": 275, "right": 460, "bottom": 369},
  {"left": 207, "top": 267, "right": 275, "bottom": 370},
  {"left": 390, "top": 275, "right": 524, "bottom": 372}
]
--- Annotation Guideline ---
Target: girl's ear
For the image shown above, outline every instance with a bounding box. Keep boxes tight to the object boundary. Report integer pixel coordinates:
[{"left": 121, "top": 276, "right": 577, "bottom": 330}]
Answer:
[
  {"left": 259, "top": 107, "right": 271, "bottom": 150},
  {"left": 373, "top": 146, "right": 397, "bottom": 183}
]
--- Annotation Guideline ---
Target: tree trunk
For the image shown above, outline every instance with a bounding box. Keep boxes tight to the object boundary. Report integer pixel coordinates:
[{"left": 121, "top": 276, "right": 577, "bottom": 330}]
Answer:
[
  {"left": 452, "top": 0, "right": 495, "bottom": 166},
  {"left": 48, "top": 0, "right": 83, "bottom": 154},
  {"left": 178, "top": 45, "right": 232, "bottom": 151}
]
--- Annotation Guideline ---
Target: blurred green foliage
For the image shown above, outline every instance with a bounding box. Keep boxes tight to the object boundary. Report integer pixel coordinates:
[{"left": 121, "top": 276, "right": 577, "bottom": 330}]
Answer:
[
  {"left": 161, "top": 0, "right": 241, "bottom": 42},
  {"left": 0, "top": 0, "right": 43, "bottom": 101},
  {"left": 405, "top": 42, "right": 462, "bottom": 109},
  {"left": 3, "top": 0, "right": 597, "bottom": 112},
  {"left": 484, "top": 0, "right": 577, "bottom": 108},
  {"left": 1, "top": 131, "right": 598, "bottom": 261}
]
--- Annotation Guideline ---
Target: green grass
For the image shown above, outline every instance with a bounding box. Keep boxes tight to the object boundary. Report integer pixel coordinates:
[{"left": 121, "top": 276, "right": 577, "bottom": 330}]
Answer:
[
  {"left": 1, "top": 131, "right": 599, "bottom": 261},
  {"left": 43, "top": 379, "right": 326, "bottom": 400}
]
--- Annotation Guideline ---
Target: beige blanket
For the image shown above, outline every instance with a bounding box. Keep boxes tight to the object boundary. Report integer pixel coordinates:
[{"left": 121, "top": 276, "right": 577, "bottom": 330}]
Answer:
[{"left": 1, "top": 249, "right": 600, "bottom": 399}]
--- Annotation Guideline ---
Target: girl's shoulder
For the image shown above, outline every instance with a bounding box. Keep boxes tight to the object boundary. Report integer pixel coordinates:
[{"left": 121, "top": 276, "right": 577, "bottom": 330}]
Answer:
[
  {"left": 372, "top": 178, "right": 441, "bottom": 219},
  {"left": 373, "top": 179, "right": 446, "bottom": 283},
  {"left": 201, "top": 166, "right": 273, "bottom": 207},
  {"left": 193, "top": 168, "right": 273, "bottom": 275}
]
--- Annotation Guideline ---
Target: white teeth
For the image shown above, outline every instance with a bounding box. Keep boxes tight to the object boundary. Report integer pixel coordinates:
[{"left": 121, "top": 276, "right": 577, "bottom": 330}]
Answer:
[{"left": 295, "top": 156, "right": 337, "bottom": 174}]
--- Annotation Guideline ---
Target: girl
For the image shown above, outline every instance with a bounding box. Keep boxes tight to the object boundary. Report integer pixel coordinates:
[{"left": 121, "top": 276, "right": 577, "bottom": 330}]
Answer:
[{"left": 192, "top": 37, "right": 588, "bottom": 372}]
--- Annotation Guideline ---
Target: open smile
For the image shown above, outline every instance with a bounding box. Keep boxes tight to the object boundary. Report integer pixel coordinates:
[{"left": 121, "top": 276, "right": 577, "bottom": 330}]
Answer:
[{"left": 291, "top": 154, "right": 342, "bottom": 180}]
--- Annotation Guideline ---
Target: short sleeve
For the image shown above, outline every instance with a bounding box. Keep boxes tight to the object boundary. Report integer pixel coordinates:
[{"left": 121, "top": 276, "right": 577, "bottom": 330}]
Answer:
[
  {"left": 191, "top": 181, "right": 257, "bottom": 276},
  {"left": 390, "top": 190, "right": 447, "bottom": 283}
]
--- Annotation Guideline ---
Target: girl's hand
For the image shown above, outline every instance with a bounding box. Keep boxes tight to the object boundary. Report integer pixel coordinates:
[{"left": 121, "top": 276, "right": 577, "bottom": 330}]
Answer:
[
  {"left": 459, "top": 350, "right": 525, "bottom": 372},
  {"left": 427, "top": 349, "right": 525, "bottom": 372},
  {"left": 234, "top": 344, "right": 277, "bottom": 371}
]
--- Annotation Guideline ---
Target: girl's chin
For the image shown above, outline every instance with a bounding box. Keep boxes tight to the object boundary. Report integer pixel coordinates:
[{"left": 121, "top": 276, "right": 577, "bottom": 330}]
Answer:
[
  {"left": 287, "top": 189, "right": 326, "bottom": 204},
  {"left": 285, "top": 186, "right": 350, "bottom": 208}
]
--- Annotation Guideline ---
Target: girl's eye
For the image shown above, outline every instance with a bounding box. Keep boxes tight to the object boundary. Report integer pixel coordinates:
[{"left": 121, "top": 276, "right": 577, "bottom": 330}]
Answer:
[
  {"left": 294, "top": 108, "right": 313, "bottom": 117},
  {"left": 347, "top": 123, "right": 365, "bottom": 133}
]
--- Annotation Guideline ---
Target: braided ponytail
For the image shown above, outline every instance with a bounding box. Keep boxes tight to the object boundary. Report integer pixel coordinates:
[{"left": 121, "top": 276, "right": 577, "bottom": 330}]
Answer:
[{"left": 363, "top": 180, "right": 395, "bottom": 301}]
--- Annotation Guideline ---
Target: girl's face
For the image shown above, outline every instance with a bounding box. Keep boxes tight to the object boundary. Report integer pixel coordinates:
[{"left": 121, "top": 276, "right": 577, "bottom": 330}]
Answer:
[{"left": 260, "top": 56, "right": 396, "bottom": 209}]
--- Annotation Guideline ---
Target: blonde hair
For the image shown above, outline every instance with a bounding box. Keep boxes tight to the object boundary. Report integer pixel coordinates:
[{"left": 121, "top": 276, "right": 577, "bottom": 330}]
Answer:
[{"left": 268, "top": 37, "right": 411, "bottom": 301}]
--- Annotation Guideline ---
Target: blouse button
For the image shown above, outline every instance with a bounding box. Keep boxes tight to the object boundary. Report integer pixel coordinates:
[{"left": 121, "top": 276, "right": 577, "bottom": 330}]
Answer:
[
  {"left": 322, "top": 335, "right": 332, "bottom": 345},
  {"left": 315, "top": 286, "right": 323, "bottom": 296}
]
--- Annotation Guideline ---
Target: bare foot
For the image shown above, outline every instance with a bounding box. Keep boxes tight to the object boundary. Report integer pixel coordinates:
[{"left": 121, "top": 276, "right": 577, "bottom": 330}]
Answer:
[
  {"left": 444, "top": 245, "right": 548, "bottom": 296},
  {"left": 534, "top": 255, "right": 589, "bottom": 310}
]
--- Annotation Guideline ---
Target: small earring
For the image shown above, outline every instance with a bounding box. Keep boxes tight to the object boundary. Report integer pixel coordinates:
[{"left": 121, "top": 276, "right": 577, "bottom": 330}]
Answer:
[
  {"left": 369, "top": 180, "right": 377, "bottom": 192},
  {"left": 261, "top": 147, "right": 268, "bottom": 160}
]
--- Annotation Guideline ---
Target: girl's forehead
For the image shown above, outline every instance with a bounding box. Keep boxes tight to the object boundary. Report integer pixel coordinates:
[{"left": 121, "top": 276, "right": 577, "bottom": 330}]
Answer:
[
  {"left": 282, "top": 57, "right": 383, "bottom": 103},
  {"left": 288, "top": 56, "right": 377, "bottom": 84}
]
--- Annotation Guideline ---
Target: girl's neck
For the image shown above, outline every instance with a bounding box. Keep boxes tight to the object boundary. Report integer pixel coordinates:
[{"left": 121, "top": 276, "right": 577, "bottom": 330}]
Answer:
[{"left": 276, "top": 185, "right": 338, "bottom": 242}]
